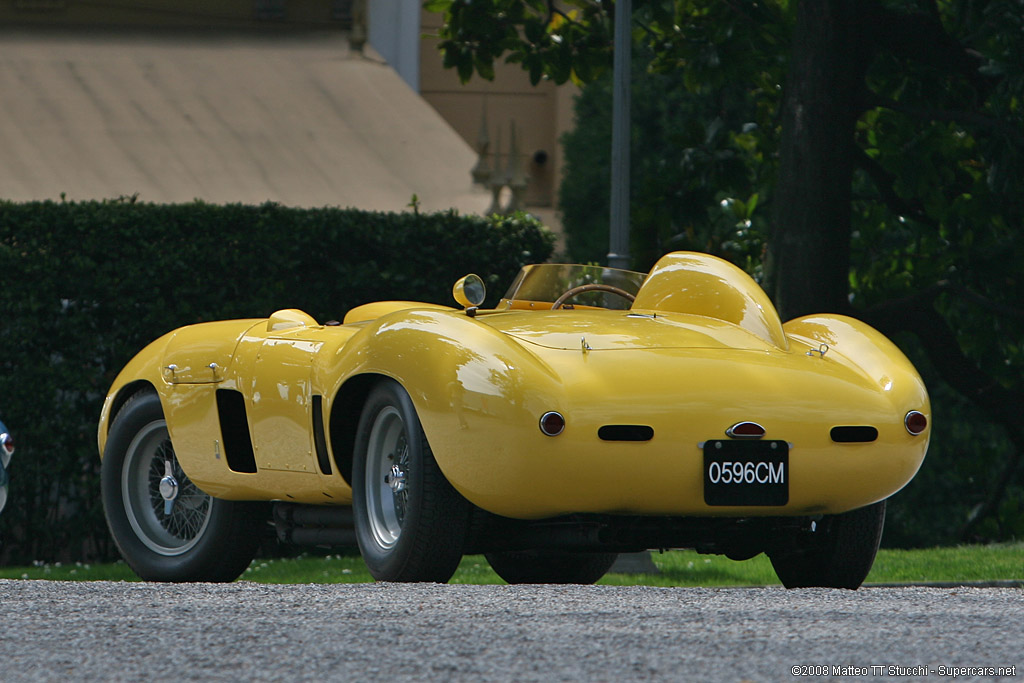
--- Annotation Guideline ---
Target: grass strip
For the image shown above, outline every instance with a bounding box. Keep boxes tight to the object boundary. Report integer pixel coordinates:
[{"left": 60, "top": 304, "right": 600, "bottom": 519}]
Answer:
[{"left": 0, "top": 543, "right": 1019, "bottom": 586}]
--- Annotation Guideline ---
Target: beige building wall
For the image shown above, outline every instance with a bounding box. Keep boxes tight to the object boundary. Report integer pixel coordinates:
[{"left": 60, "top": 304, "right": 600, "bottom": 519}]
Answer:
[
  {"left": 0, "top": 2, "right": 581, "bottom": 225},
  {"left": 0, "top": 0, "right": 351, "bottom": 28},
  {"left": 0, "top": 27, "right": 488, "bottom": 214},
  {"left": 419, "top": 9, "right": 577, "bottom": 212}
]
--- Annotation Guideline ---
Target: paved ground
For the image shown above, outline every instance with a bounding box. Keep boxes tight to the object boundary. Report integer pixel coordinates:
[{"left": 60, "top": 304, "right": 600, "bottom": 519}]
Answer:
[{"left": 0, "top": 580, "right": 1019, "bottom": 682}]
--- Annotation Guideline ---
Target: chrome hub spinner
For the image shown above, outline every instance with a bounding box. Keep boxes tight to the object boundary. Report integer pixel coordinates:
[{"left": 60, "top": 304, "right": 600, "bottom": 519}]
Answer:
[
  {"left": 160, "top": 459, "right": 179, "bottom": 515},
  {"left": 159, "top": 475, "right": 179, "bottom": 501},
  {"left": 384, "top": 464, "right": 407, "bottom": 494}
]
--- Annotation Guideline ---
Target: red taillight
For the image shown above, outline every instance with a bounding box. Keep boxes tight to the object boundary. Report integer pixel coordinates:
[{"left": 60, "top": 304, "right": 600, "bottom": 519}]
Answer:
[
  {"left": 726, "top": 421, "right": 766, "bottom": 439},
  {"left": 1, "top": 433, "right": 12, "bottom": 456},
  {"left": 905, "top": 411, "right": 928, "bottom": 436},
  {"left": 539, "top": 412, "right": 565, "bottom": 437}
]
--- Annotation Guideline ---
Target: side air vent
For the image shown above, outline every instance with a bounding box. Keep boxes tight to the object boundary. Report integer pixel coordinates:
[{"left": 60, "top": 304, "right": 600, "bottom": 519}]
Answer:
[
  {"left": 830, "top": 426, "right": 878, "bottom": 443},
  {"left": 598, "top": 425, "right": 654, "bottom": 442},
  {"left": 311, "top": 395, "right": 332, "bottom": 475},
  {"left": 216, "top": 389, "right": 258, "bottom": 473}
]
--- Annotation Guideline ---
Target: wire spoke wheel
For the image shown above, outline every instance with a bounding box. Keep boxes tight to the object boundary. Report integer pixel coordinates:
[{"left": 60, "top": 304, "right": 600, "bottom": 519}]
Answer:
[
  {"left": 102, "top": 391, "right": 266, "bottom": 582},
  {"left": 352, "top": 379, "right": 470, "bottom": 582},
  {"left": 364, "top": 406, "right": 411, "bottom": 549},
  {"left": 122, "top": 420, "right": 212, "bottom": 556}
]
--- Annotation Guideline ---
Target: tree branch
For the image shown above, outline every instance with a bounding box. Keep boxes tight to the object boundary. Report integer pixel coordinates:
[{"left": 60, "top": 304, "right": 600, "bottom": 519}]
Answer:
[
  {"left": 853, "top": 147, "right": 936, "bottom": 228},
  {"left": 938, "top": 281, "right": 1024, "bottom": 320},
  {"left": 874, "top": 98, "right": 1024, "bottom": 147},
  {"left": 547, "top": 1, "right": 590, "bottom": 27},
  {"left": 857, "top": 288, "right": 1024, "bottom": 540},
  {"left": 864, "top": 2, "right": 992, "bottom": 98}
]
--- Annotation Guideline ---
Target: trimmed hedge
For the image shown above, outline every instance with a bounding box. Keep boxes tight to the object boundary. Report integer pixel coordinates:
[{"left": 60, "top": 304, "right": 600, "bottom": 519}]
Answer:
[{"left": 0, "top": 199, "right": 554, "bottom": 563}]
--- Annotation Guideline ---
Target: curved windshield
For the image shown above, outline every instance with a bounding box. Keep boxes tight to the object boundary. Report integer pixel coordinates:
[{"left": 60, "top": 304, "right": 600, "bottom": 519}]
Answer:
[{"left": 500, "top": 264, "right": 647, "bottom": 310}]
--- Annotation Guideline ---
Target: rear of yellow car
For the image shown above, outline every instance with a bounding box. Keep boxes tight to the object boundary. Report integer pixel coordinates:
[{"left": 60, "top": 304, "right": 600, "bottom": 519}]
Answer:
[{"left": 418, "top": 309, "right": 929, "bottom": 522}]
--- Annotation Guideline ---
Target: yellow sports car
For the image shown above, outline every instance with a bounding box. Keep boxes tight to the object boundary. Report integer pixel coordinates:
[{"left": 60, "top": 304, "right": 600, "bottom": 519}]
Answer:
[{"left": 97, "top": 252, "right": 930, "bottom": 587}]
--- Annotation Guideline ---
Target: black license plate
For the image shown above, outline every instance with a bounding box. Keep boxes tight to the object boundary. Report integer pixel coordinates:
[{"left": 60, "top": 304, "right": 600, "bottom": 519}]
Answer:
[{"left": 703, "top": 440, "right": 788, "bottom": 506}]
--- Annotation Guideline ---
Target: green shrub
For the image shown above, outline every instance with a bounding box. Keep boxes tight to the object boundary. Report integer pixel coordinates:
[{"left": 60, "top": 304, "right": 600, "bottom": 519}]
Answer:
[{"left": 0, "top": 199, "right": 554, "bottom": 563}]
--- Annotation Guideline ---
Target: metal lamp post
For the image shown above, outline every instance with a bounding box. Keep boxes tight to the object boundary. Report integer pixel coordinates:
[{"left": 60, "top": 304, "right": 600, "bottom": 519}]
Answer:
[{"left": 607, "top": 0, "right": 631, "bottom": 270}]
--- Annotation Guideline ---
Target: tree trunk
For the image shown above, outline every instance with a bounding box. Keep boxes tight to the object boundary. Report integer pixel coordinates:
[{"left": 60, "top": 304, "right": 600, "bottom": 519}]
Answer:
[{"left": 768, "top": 0, "right": 866, "bottom": 321}]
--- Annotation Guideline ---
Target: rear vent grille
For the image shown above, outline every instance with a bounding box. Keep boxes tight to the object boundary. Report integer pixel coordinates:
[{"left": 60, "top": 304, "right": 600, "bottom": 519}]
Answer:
[
  {"left": 830, "top": 426, "right": 878, "bottom": 443},
  {"left": 598, "top": 425, "right": 654, "bottom": 442}
]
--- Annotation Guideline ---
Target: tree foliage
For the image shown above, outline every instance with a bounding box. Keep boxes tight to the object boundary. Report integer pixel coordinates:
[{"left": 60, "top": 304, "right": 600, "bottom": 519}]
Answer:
[
  {"left": 558, "top": 41, "right": 770, "bottom": 272},
  {"left": 427, "top": 0, "right": 1024, "bottom": 543}
]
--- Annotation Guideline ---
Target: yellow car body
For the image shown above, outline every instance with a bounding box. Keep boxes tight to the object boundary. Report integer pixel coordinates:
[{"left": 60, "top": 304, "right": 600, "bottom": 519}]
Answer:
[{"left": 98, "top": 252, "right": 930, "bottom": 586}]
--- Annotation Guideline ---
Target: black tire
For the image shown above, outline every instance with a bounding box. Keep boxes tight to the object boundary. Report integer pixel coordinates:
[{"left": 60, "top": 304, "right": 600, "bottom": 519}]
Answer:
[
  {"left": 768, "top": 500, "right": 886, "bottom": 589},
  {"left": 485, "top": 550, "right": 619, "bottom": 584},
  {"left": 352, "top": 379, "right": 469, "bottom": 582},
  {"left": 101, "top": 390, "right": 265, "bottom": 582}
]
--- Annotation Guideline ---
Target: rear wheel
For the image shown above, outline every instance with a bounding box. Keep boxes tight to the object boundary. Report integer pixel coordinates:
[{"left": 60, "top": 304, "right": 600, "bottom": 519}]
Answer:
[
  {"left": 101, "top": 390, "right": 265, "bottom": 582},
  {"left": 485, "top": 550, "right": 619, "bottom": 584},
  {"left": 352, "top": 379, "right": 469, "bottom": 582},
  {"left": 768, "top": 500, "right": 886, "bottom": 589}
]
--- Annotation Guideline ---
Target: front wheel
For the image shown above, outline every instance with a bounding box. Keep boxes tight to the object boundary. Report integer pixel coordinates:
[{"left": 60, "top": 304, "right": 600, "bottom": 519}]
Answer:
[
  {"left": 485, "top": 550, "right": 619, "bottom": 584},
  {"left": 768, "top": 500, "right": 886, "bottom": 589},
  {"left": 101, "top": 390, "right": 265, "bottom": 582},
  {"left": 352, "top": 379, "right": 469, "bottom": 582}
]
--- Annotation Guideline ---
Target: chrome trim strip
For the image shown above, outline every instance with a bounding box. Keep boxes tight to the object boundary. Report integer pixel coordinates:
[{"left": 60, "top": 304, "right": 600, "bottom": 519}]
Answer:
[{"left": 725, "top": 421, "right": 766, "bottom": 439}]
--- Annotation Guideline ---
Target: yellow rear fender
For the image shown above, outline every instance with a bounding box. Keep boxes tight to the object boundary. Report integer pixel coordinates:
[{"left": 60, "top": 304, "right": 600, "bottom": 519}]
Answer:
[
  {"left": 784, "top": 314, "right": 931, "bottom": 437},
  {"left": 324, "top": 308, "right": 565, "bottom": 494}
]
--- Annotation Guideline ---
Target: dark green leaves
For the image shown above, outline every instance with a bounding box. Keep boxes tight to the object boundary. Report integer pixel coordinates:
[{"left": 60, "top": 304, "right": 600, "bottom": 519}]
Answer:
[{"left": 428, "top": 0, "right": 613, "bottom": 84}]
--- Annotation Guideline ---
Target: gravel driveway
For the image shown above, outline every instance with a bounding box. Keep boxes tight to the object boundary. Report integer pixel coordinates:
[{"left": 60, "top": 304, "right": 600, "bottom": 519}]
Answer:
[{"left": 0, "top": 580, "right": 1020, "bottom": 682}]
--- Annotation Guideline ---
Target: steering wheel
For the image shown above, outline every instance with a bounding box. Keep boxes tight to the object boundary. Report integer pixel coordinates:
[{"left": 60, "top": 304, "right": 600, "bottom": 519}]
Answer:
[{"left": 551, "top": 284, "right": 636, "bottom": 310}]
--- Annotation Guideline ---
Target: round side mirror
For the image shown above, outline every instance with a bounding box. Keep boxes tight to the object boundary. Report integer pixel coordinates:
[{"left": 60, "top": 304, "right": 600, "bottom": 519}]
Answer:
[{"left": 453, "top": 274, "right": 486, "bottom": 308}]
